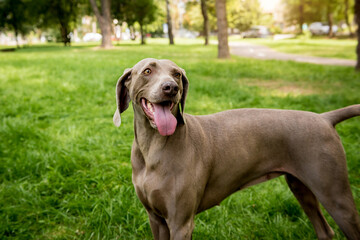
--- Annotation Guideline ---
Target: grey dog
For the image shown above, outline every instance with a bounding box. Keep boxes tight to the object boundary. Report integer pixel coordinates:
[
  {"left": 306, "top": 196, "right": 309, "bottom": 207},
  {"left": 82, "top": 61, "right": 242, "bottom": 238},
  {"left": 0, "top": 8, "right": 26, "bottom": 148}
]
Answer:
[{"left": 113, "top": 58, "right": 360, "bottom": 240}]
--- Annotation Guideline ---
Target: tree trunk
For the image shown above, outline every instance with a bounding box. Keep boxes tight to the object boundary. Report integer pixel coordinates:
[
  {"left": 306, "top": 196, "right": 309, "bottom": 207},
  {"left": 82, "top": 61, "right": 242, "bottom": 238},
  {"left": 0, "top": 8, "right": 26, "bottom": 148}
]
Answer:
[
  {"left": 215, "top": 0, "right": 230, "bottom": 58},
  {"left": 119, "top": 25, "right": 123, "bottom": 41},
  {"left": 327, "top": 2, "right": 334, "bottom": 38},
  {"left": 89, "top": 0, "right": 113, "bottom": 48},
  {"left": 60, "top": 22, "right": 71, "bottom": 46},
  {"left": 344, "top": 0, "right": 354, "bottom": 36},
  {"left": 355, "top": 0, "right": 360, "bottom": 70},
  {"left": 328, "top": 12, "right": 334, "bottom": 38},
  {"left": 130, "top": 26, "right": 136, "bottom": 40},
  {"left": 299, "top": 0, "right": 304, "bottom": 34},
  {"left": 12, "top": 10, "right": 20, "bottom": 48},
  {"left": 165, "top": 0, "right": 174, "bottom": 45},
  {"left": 14, "top": 28, "right": 19, "bottom": 48},
  {"left": 201, "top": 0, "right": 209, "bottom": 46},
  {"left": 140, "top": 24, "right": 145, "bottom": 45}
]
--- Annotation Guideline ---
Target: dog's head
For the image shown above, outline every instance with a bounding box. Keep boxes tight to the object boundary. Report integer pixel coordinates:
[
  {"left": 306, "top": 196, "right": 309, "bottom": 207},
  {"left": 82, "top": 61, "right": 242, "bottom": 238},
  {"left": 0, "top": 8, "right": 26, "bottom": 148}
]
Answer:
[{"left": 113, "top": 58, "right": 189, "bottom": 136}]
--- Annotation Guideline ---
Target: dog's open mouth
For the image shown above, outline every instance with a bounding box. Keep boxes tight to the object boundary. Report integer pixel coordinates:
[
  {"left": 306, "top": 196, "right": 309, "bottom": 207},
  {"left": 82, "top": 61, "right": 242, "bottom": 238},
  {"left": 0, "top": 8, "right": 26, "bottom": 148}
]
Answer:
[{"left": 141, "top": 98, "right": 177, "bottom": 136}]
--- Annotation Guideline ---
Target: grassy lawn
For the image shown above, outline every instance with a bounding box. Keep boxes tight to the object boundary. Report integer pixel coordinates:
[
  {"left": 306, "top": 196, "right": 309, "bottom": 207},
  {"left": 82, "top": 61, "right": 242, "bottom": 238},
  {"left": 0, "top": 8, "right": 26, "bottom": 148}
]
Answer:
[
  {"left": 1, "top": 40, "right": 359, "bottom": 239},
  {"left": 230, "top": 36, "right": 358, "bottom": 60}
]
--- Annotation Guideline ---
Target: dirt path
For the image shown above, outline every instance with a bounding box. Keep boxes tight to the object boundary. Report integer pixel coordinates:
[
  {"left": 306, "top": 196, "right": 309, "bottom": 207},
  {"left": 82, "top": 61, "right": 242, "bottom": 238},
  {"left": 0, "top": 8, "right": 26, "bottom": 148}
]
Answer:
[{"left": 229, "top": 41, "right": 356, "bottom": 67}]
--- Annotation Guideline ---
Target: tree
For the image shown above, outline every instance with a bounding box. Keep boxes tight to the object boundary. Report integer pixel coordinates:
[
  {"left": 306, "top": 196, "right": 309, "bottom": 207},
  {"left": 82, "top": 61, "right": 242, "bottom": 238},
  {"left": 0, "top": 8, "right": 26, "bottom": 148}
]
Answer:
[
  {"left": 215, "top": 0, "right": 230, "bottom": 58},
  {"left": 0, "top": 0, "right": 34, "bottom": 47},
  {"left": 165, "top": 0, "right": 174, "bottom": 45},
  {"left": 144, "top": 0, "right": 166, "bottom": 38},
  {"left": 89, "top": 0, "right": 113, "bottom": 48},
  {"left": 227, "top": 0, "right": 261, "bottom": 32},
  {"left": 111, "top": 0, "right": 157, "bottom": 45},
  {"left": 344, "top": 0, "right": 354, "bottom": 36},
  {"left": 132, "top": 0, "right": 157, "bottom": 44},
  {"left": 111, "top": 0, "right": 135, "bottom": 40},
  {"left": 330, "top": 0, "right": 355, "bottom": 36},
  {"left": 282, "top": 0, "right": 350, "bottom": 36},
  {"left": 200, "top": 0, "right": 209, "bottom": 45},
  {"left": 355, "top": 0, "right": 360, "bottom": 70},
  {"left": 0, "top": 0, "right": 84, "bottom": 47},
  {"left": 111, "top": 0, "right": 127, "bottom": 24},
  {"left": 298, "top": 0, "right": 305, "bottom": 34},
  {"left": 183, "top": 0, "right": 218, "bottom": 35},
  {"left": 36, "top": 0, "right": 82, "bottom": 46},
  {"left": 326, "top": 0, "right": 339, "bottom": 38},
  {"left": 282, "top": 0, "right": 309, "bottom": 34}
]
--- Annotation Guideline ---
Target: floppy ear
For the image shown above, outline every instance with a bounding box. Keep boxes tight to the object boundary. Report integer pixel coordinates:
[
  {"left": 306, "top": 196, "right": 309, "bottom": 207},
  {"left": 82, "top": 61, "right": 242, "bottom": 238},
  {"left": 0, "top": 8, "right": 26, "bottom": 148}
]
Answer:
[
  {"left": 113, "top": 68, "right": 132, "bottom": 127},
  {"left": 178, "top": 68, "right": 189, "bottom": 124}
]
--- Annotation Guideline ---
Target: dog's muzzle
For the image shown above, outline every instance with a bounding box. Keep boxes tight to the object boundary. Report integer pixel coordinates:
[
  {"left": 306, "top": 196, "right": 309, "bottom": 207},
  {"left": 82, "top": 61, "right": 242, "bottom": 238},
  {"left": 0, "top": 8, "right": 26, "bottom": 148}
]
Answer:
[{"left": 141, "top": 98, "right": 177, "bottom": 136}]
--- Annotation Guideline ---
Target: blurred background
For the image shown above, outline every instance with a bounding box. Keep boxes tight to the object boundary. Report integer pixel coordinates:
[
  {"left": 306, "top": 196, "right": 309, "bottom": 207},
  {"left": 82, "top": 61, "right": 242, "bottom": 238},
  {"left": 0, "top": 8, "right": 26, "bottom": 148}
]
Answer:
[{"left": 0, "top": 0, "right": 356, "bottom": 47}]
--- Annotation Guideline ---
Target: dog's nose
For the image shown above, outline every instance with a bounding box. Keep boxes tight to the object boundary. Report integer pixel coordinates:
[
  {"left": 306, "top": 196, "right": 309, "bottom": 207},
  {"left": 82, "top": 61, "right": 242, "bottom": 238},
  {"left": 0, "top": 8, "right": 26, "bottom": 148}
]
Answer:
[{"left": 161, "top": 82, "right": 179, "bottom": 96}]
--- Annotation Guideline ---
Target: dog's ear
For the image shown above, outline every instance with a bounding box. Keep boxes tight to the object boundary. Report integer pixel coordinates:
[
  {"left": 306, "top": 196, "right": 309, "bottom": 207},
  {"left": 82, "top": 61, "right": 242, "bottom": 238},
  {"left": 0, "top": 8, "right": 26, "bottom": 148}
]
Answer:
[
  {"left": 113, "top": 68, "right": 132, "bottom": 127},
  {"left": 178, "top": 68, "right": 189, "bottom": 124}
]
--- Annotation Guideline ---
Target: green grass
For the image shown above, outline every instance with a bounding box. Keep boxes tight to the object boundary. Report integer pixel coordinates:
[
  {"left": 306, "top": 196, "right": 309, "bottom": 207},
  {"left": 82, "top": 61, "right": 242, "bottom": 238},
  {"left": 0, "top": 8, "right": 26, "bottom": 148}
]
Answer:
[
  {"left": 0, "top": 40, "right": 359, "bottom": 239},
  {"left": 231, "top": 36, "right": 358, "bottom": 60}
]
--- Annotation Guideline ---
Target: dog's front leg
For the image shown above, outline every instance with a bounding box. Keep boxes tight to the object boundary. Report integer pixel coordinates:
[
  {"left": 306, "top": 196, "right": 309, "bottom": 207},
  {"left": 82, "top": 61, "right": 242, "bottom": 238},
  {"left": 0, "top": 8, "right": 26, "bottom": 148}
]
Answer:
[
  {"left": 163, "top": 194, "right": 196, "bottom": 240},
  {"left": 147, "top": 210, "right": 170, "bottom": 240},
  {"left": 147, "top": 194, "right": 195, "bottom": 240},
  {"left": 167, "top": 215, "right": 194, "bottom": 240}
]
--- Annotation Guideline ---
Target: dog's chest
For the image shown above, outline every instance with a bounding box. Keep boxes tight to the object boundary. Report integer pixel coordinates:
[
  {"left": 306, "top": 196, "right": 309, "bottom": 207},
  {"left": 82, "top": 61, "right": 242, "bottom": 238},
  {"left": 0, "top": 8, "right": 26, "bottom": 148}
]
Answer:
[{"left": 132, "top": 166, "right": 172, "bottom": 216}]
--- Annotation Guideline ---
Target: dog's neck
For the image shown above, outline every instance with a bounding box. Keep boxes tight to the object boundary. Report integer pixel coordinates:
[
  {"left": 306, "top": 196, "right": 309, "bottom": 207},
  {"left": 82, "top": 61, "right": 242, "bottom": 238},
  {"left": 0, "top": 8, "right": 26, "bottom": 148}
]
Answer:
[{"left": 132, "top": 104, "right": 171, "bottom": 158}]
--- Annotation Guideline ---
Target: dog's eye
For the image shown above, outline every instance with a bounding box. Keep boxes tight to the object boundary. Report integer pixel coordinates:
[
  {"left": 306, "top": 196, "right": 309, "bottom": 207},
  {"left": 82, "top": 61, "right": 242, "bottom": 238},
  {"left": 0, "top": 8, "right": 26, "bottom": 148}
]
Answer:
[
  {"left": 174, "top": 72, "right": 181, "bottom": 78},
  {"left": 143, "top": 68, "right": 151, "bottom": 75}
]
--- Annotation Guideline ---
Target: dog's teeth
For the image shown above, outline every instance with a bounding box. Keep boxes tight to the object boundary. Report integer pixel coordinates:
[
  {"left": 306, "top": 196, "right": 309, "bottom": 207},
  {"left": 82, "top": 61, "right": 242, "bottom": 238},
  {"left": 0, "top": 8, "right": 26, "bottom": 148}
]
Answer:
[{"left": 147, "top": 102, "right": 154, "bottom": 113}]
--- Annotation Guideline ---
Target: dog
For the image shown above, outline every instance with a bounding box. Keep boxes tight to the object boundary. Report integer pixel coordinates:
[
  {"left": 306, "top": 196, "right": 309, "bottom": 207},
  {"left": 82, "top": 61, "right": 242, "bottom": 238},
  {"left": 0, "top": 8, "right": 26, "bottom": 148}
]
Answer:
[{"left": 113, "top": 58, "right": 360, "bottom": 239}]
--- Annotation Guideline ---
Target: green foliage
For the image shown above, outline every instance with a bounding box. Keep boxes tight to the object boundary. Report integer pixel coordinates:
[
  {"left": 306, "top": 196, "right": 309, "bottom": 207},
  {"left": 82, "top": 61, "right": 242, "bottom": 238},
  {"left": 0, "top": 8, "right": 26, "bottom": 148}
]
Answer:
[
  {"left": 282, "top": 0, "right": 354, "bottom": 29},
  {"left": 183, "top": 1, "right": 204, "bottom": 32},
  {"left": 227, "top": 0, "right": 262, "bottom": 31},
  {"left": 111, "top": 0, "right": 158, "bottom": 43},
  {"left": 111, "top": 0, "right": 135, "bottom": 26},
  {"left": 35, "top": 0, "right": 85, "bottom": 45},
  {"left": 129, "top": 0, "right": 157, "bottom": 27},
  {"left": 184, "top": 0, "right": 217, "bottom": 33},
  {"left": 0, "top": 40, "right": 359, "bottom": 239},
  {"left": 131, "top": 0, "right": 157, "bottom": 44},
  {"left": 184, "top": 0, "right": 262, "bottom": 33},
  {"left": 0, "top": 0, "right": 35, "bottom": 40},
  {"left": 112, "top": 0, "right": 158, "bottom": 28},
  {"left": 146, "top": 0, "right": 166, "bottom": 35}
]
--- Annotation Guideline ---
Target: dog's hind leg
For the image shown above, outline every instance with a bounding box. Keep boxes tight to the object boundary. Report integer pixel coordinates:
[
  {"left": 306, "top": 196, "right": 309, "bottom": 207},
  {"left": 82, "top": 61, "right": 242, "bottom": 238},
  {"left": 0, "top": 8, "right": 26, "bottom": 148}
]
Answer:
[
  {"left": 310, "top": 174, "right": 360, "bottom": 240},
  {"left": 294, "top": 148, "right": 360, "bottom": 240},
  {"left": 286, "top": 174, "right": 335, "bottom": 240}
]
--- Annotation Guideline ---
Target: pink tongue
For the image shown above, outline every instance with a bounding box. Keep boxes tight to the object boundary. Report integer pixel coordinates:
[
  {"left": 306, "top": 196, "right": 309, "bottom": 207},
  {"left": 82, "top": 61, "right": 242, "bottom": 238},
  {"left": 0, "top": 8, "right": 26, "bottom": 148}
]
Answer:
[{"left": 153, "top": 103, "right": 177, "bottom": 136}]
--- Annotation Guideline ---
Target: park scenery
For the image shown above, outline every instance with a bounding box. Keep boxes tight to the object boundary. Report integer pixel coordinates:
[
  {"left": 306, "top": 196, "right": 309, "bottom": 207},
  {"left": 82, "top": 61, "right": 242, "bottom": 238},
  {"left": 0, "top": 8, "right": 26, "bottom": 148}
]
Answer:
[{"left": 1, "top": 0, "right": 360, "bottom": 239}]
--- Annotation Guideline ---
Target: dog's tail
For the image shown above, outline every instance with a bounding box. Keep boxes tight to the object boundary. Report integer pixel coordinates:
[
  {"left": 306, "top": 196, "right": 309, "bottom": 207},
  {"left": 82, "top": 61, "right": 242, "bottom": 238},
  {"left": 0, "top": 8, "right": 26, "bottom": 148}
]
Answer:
[{"left": 321, "top": 104, "right": 360, "bottom": 126}]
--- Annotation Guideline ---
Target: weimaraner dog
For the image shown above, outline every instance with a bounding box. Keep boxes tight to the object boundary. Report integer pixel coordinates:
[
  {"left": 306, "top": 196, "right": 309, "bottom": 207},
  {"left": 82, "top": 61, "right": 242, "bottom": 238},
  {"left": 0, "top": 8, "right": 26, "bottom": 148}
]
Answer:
[{"left": 113, "top": 58, "right": 360, "bottom": 240}]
